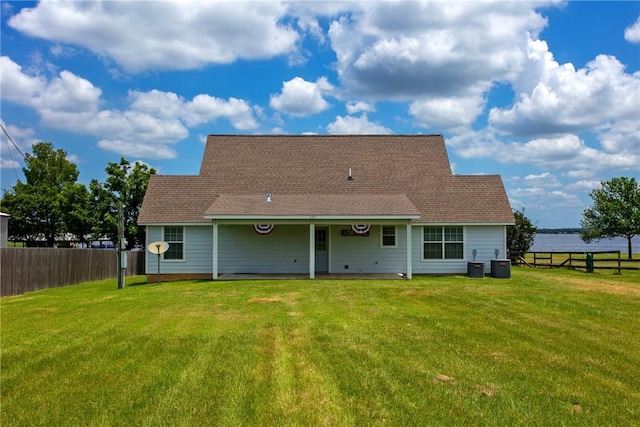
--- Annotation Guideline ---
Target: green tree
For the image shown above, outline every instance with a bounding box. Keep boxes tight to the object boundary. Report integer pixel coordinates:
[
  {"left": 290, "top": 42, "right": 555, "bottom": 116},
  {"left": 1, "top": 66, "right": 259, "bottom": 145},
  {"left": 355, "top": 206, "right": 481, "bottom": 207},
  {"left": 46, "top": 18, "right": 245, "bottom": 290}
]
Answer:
[
  {"left": 62, "top": 183, "right": 93, "bottom": 245},
  {"left": 580, "top": 177, "right": 640, "bottom": 259},
  {"left": 507, "top": 208, "right": 537, "bottom": 261},
  {"left": 92, "top": 158, "right": 155, "bottom": 249},
  {"left": 1, "top": 142, "right": 82, "bottom": 246}
]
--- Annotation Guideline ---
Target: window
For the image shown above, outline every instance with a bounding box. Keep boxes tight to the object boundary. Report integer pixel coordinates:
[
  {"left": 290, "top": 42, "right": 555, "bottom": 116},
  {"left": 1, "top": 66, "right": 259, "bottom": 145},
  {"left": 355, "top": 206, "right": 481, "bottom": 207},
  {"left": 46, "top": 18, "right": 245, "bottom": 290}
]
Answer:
[
  {"left": 381, "top": 226, "right": 397, "bottom": 248},
  {"left": 163, "top": 226, "right": 184, "bottom": 260},
  {"left": 315, "top": 228, "right": 327, "bottom": 251},
  {"left": 423, "top": 226, "right": 464, "bottom": 260}
]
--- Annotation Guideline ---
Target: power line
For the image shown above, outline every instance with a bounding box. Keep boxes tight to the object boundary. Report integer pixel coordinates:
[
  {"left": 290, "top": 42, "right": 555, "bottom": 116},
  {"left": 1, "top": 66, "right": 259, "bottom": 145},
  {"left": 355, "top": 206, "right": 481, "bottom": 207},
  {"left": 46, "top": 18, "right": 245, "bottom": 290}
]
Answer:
[{"left": 0, "top": 122, "right": 27, "bottom": 160}]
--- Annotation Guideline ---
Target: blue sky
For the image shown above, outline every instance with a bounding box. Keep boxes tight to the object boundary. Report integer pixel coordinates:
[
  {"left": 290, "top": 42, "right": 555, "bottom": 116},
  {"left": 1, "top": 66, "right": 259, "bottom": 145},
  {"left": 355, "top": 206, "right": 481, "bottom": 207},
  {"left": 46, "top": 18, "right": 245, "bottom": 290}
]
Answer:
[{"left": 1, "top": 0, "right": 638, "bottom": 228}]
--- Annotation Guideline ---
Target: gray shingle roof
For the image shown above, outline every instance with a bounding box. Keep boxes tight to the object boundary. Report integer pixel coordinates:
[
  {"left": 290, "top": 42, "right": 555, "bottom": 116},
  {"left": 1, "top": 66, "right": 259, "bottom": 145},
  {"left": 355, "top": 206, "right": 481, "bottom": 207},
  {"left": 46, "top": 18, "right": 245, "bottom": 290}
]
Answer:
[
  {"left": 138, "top": 135, "right": 514, "bottom": 224},
  {"left": 204, "top": 194, "right": 421, "bottom": 217}
]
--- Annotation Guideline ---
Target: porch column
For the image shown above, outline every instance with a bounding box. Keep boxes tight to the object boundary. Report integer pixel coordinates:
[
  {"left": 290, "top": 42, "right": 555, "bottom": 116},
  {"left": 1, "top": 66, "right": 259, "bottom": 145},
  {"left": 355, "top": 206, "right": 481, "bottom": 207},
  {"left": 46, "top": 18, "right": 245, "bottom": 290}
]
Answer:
[
  {"left": 309, "top": 223, "right": 315, "bottom": 279},
  {"left": 406, "top": 223, "right": 412, "bottom": 279},
  {"left": 212, "top": 223, "right": 219, "bottom": 280}
]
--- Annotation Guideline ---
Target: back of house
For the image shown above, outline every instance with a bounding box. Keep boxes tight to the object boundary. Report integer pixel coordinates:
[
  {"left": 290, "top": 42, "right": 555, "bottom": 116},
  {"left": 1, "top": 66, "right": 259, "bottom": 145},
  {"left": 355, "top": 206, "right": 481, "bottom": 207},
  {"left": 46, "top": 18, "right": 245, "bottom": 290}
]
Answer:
[{"left": 138, "top": 134, "right": 514, "bottom": 280}]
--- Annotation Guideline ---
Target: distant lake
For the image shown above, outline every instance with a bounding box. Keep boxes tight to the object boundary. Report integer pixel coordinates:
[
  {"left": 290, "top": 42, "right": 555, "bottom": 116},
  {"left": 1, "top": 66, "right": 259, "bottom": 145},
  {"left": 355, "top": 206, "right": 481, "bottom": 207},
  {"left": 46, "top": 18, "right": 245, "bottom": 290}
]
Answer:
[{"left": 530, "top": 233, "right": 640, "bottom": 253}]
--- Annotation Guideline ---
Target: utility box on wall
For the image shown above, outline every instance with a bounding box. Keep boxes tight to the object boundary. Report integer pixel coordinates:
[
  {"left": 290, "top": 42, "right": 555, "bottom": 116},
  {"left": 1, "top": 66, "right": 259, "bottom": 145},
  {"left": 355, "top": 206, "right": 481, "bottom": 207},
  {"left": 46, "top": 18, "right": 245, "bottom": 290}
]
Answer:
[
  {"left": 491, "top": 259, "right": 511, "bottom": 278},
  {"left": 467, "top": 262, "right": 485, "bottom": 278}
]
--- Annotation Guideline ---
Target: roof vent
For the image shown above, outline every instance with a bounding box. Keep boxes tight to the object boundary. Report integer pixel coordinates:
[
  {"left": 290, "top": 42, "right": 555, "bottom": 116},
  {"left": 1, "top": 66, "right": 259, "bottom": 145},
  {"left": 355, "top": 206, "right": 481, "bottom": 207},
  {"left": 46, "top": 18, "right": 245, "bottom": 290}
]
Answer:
[
  {"left": 266, "top": 194, "right": 272, "bottom": 203},
  {"left": 348, "top": 168, "right": 353, "bottom": 181}
]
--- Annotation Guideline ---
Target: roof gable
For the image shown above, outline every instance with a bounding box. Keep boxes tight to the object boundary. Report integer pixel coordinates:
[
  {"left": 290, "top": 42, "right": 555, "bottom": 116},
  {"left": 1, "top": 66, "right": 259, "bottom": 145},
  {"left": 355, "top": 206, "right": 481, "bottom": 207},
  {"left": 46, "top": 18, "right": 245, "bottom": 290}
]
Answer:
[{"left": 198, "top": 134, "right": 452, "bottom": 195}]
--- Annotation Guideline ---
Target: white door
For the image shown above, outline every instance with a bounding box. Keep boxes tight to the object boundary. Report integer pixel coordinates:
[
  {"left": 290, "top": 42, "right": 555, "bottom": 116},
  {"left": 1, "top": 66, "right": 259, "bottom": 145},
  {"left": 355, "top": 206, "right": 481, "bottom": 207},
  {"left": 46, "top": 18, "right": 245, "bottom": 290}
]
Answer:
[{"left": 315, "top": 228, "right": 328, "bottom": 273}]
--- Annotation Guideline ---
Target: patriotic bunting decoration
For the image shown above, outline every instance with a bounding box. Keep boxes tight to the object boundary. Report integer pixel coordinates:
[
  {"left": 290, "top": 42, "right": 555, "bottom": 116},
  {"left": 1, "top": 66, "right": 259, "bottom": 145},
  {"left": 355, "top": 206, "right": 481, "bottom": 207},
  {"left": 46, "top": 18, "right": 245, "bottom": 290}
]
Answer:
[
  {"left": 253, "top": 224, "right": 275, "bottom": 235},
  {"left": 350, "top": 224, "right": 371, "bottom": 235}
]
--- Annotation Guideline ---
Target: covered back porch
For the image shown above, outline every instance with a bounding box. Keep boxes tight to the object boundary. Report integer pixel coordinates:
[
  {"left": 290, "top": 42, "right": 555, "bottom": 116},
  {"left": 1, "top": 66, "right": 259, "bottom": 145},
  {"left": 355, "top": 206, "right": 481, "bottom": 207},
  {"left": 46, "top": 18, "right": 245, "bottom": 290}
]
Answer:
[{"left": 210, "top": 220, "right": 416, "bottom": 280}]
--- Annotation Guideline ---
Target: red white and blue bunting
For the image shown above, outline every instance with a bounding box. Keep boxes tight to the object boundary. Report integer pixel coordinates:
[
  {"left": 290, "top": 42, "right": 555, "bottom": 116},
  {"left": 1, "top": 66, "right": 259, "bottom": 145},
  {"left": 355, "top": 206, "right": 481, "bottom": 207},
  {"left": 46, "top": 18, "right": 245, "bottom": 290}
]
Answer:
[
  {"left": 350, "top": 224, "right": 371, "bottom": 235},
  {"left": 253, "top": 224, "right": 275, "bottom": 235}
]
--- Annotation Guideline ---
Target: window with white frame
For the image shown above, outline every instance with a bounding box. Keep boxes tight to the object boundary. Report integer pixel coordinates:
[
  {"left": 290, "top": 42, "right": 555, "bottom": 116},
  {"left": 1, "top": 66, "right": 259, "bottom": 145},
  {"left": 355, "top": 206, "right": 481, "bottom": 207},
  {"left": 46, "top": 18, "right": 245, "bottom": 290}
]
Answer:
[
  {"left": 381, "top": 226, "right": 397, "bottom": 248},
  {"left": 423, "top": 226, "right": 464, "bottom": 260},
  {"left": 163, "top": 226, "right": 184, "bottom": 260}
]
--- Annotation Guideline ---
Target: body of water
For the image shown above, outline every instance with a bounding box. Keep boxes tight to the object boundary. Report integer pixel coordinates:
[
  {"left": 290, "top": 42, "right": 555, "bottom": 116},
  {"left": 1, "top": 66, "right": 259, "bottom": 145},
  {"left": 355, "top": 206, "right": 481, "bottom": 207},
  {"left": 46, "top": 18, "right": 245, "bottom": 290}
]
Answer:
[{"left": 529, "top": 233, "right": 640, "bottom": 253}]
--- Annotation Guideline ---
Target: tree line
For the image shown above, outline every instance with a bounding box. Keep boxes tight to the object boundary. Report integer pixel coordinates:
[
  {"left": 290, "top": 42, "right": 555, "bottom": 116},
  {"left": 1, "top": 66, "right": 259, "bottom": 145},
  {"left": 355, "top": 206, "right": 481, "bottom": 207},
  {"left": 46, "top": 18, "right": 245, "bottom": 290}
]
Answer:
[{"left": 1, "top": 142, "right": 155, "bottom": 249}]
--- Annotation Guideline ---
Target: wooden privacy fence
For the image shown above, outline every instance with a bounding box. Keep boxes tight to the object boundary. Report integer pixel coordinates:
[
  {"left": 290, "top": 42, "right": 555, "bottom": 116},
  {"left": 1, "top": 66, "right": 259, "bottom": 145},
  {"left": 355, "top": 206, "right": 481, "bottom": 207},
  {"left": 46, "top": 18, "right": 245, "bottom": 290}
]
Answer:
[
  {"left": 509, "top": 251, "right": 640, "bottom": 274},
  {"left": 0, "top": 248, "right": 145, "bottom": 296}
]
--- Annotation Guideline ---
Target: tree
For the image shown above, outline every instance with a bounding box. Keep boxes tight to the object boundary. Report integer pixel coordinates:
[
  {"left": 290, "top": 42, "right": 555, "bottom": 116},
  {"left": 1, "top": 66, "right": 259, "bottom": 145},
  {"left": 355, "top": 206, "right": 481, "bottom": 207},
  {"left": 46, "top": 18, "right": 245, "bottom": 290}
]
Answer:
[
  {"left": 61, "top": 183, "right": 93, "bottom": 245},
  {"left": 91, "top": 158, "right": 155, "bottom": 249},
  {"left": 580, "top": 177, "right": 640, "bottom": 259},
  {"left": 507, "top": 208, "right": 537, "bottom": 261},
  {"left": 1, "top": 142, "right": 81, "bottom": 246}
]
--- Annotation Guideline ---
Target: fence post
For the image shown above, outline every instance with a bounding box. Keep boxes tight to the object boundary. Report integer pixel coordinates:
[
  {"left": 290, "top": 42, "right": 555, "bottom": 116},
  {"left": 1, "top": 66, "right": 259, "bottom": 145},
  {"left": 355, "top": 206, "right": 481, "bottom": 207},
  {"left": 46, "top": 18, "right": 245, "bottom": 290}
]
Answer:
[{"left": 617, "top": 251, "right": 621, "bottom": 275}]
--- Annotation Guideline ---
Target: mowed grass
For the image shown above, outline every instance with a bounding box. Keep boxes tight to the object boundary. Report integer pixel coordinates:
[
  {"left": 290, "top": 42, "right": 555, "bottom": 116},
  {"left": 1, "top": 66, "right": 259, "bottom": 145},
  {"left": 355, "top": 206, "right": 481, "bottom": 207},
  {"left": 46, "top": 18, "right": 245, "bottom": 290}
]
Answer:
[{"left": 2, "top": 269, "right": 640, "bottom": 426}]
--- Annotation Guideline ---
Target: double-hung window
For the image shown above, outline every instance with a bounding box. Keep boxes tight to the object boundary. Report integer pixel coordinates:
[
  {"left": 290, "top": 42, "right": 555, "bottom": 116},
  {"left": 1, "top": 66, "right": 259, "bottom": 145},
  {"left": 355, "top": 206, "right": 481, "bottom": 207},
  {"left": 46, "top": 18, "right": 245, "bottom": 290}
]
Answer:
[
  {"left": 380, "top": 226, "right": 397, "bottom": 248},
  {"left": 423, "top": 226, "right": 464, "bottom": 260},
  {"left": 163, "top": 226, "right": 184, "bottom": 260}
]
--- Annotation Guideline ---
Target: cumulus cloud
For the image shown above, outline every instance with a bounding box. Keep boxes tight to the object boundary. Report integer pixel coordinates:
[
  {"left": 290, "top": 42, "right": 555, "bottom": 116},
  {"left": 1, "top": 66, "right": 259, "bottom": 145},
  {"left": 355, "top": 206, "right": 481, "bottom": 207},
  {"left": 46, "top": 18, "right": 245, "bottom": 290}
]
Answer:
[
  {"left": 131, "top": 91, "right": 257, "bottom": 130},
  {"left": 566, "top": 180, "right": 601, "bottom": 192},
  {"left": 448, "top": 130, "right": 639, "bottom": 178},
  {"left": 270, "top": 77, "right": 334, "bottom": 116},
  {"left": 0, "top": 56, "right": 46, "bottom": 101},
  {"left": 327, "top": 1, "right": 554, "bottom": 99},
  {"left": 0, "top": 56, "right": 258, "bottom": 159},
  {"left": 489, "top": 39, "right": 640, "bottom": 138},
  {"left": 346, "top": 101, "right": 374, "bottom": 115},
  {"left": 327, "top": 114, "right": 391, "bottom": 134},
  {"left": 409, "top": 94, "right": 485, "bottom": 130},
  {"left": 625, "top": 17, "right": 640, "bottom": 43},
  {"left": 8, "top": 1, "right": 299, "bottom": 73}
]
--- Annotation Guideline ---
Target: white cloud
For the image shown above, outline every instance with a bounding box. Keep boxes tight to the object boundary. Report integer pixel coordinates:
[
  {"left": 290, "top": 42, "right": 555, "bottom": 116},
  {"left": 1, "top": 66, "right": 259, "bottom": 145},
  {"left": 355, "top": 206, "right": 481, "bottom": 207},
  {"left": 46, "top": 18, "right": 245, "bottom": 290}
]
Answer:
[
  {"left": 327, "top": 1, "right": 554, "bottom": 99},
  {"left": 8, "top": 1, "right": 299, "bottom": 73},
  {"left": 489, "top": 39, "right": 640, "bottom": 138},
  {"left": 327, "top": 114, "right": 391, "bottom": 134},
  {"left": 0, "top": 56, "right": 46, "bottom": 101},
  {"left": 270, "top": 77, "right": 334, "bottom": 117},
  {"left": 525, "top": 172, "right": 551, "bottom": 181},
  {"left": 448, "top": 130, "right": 639, "bottom": 178},
  {"left": 596, "top": 119, "right": 640, "bottom": 155},
  {"left": 566, "top": 180, "right": 601, "bottom": 192},
  {"left": 409, "top": 94, "right": 485, "bottom": 130},
  {"left": 346, "top": 101, "right": 374, "bottom": 115},
  {"left": 523, "top": 172, "right": 562, "bottom": 189},
  {"left": 625, "top": 17, "right": 640, "bottom": 43},
  {"left": 34, "top": 70, "right": 101, "bottom": 116},
  {"left": 97, "top": 140, "right": 178, "bottom": 160},
  {"left": 1, "top": 56, "right": 258, "bottom": 159}
]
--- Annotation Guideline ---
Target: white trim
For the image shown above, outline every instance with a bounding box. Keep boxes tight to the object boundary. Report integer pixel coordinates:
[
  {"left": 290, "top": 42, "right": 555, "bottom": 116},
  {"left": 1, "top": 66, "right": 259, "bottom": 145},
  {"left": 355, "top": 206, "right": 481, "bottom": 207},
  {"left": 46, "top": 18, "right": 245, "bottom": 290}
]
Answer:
[
  {"left": 162, "top": 225, "right": 186, "bottom": 262},
  {"left": 406, "top": 224, "right": 412, "bottom": 279},
  {"left": 139, "top": 222, "right": 211, "bottom": 226},
  {"left": 212, "top": 223, "right": 219, "bottom": 279},
  {"left": 209, "top": 218, "right": 413, "bottom": 226},
  {"left": 380, "top": 225, "right": 398, "bottom": 248},
  {"left": 327, "top": 225, "right": 332, "bottom": 274},
  {"left": 309, "top": 223, "right": 315, "bottom": 279},
  {"left": 413, "top": 221, "right": 514, "bottom": 226},
  {"left": 205, "top": 214, "right": 420, "bottom": 220}
]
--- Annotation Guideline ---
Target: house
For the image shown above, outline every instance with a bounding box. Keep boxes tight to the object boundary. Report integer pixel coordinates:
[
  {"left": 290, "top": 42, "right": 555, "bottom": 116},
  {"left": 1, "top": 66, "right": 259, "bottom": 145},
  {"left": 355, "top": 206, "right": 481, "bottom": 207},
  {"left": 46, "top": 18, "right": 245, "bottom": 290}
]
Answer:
[
  {"left": 138, "top": 135, "right": 514, "bottom": 281},
  {"left": 0, "top": 212, "right": 9, "bottom": 249}
]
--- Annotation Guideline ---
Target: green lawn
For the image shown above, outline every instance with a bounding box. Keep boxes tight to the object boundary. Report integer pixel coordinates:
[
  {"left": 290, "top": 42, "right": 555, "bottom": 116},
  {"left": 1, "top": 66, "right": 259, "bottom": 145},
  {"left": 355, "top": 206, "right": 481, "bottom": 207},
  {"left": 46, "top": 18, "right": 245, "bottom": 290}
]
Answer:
[{"left": 2, "top": 269, "right": 639, "bottom": 426}]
